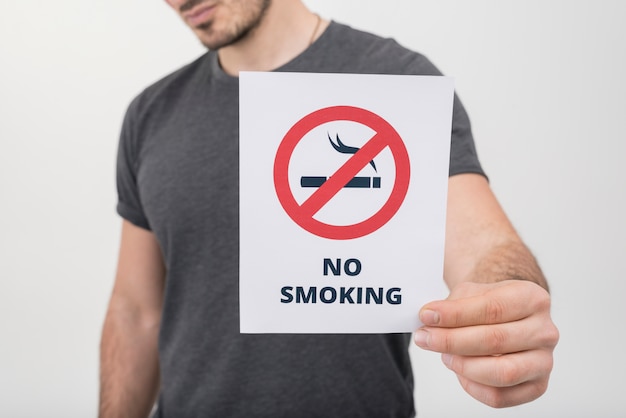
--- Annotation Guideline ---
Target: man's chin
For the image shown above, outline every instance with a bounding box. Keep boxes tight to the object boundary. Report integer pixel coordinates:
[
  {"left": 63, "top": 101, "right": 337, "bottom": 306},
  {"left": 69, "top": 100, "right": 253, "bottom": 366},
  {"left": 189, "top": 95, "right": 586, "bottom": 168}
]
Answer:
[{"left": 197, "top": 28, "right": 253, "bottom": 50}]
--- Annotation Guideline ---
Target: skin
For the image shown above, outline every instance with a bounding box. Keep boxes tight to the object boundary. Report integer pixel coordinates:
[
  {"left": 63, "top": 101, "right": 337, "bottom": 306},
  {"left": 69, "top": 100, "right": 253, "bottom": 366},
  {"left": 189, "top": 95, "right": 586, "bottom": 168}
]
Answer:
[
  {"left": 166, "top": 0, "right": 271, "bottom": 50},
  {"left": 99, "top": 1, "right": 559, "bottom": 415}
]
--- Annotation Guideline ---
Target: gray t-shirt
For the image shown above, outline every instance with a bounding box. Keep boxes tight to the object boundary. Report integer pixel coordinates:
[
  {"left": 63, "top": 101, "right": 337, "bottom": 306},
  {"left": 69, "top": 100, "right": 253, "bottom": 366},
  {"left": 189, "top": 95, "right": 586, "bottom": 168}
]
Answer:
[{"left": 117, "top": 21, "right": 484, "bottom": 418}]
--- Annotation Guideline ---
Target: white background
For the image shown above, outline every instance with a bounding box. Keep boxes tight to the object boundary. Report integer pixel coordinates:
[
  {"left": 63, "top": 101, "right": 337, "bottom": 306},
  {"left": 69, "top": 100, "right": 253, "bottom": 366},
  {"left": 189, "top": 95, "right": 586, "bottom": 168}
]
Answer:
[{"left": 1, "top": 1, "right": 624, "bottom": 417}]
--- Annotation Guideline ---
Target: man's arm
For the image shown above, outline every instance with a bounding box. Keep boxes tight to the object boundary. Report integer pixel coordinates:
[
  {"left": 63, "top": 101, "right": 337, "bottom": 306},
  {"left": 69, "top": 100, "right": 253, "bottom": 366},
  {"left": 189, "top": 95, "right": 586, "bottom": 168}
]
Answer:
[
  {"left": 414, "top": 173, "right": 559, "bottom": 408},
  {"left": 99, "top": 220, "right": 166, "bottom": 418}
]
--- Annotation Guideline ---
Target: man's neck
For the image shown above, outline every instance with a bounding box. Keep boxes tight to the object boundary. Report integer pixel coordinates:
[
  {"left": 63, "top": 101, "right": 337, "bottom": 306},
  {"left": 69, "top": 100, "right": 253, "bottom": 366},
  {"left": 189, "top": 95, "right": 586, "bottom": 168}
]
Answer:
[{"left": 217, "top": 1, "right": 327, "bottom": 76}]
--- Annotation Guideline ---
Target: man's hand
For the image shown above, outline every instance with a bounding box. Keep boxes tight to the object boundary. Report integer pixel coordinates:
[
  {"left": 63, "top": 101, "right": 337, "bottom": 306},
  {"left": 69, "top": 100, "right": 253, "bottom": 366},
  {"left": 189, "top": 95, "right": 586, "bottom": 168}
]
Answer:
[{"left": 414, "top": 279, "right": 559, "bottom": 408}]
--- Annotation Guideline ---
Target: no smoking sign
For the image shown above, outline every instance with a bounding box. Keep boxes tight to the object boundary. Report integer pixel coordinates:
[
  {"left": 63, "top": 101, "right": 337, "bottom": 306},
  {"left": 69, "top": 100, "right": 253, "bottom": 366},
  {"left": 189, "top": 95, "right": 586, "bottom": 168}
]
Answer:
[
  {"left": 274, "top": 105, "right": 410, "bottom": 240},
  {"left": 240, "top": 72, "right": 453, "bottom": 333}
]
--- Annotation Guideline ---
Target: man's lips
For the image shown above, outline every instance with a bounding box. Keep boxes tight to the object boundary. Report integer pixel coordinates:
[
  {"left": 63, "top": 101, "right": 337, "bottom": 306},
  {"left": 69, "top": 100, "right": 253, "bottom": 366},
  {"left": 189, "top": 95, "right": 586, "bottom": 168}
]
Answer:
[{"left": 183, "top": 3, "right": 216, "bottom": 27}]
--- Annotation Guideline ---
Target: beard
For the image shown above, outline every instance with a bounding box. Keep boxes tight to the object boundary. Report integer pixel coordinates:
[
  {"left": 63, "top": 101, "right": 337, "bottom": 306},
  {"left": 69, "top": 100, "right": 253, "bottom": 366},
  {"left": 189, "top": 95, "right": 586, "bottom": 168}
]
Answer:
[{"left": 190, "top": 0, "right": 272, "bottom": 50}]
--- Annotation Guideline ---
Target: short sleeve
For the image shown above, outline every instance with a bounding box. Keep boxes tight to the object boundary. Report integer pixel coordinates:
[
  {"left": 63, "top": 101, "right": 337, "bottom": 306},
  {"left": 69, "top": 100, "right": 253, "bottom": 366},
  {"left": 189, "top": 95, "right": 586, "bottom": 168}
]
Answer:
[
  {"left": 116, "top": 97, "right": 151, "bottom": 230},
  {"left": 400, "top": 50, "right": 486, "bottom": 178},
  {"left": 449, "top": 94, "right": 486, "bottom": 178}
]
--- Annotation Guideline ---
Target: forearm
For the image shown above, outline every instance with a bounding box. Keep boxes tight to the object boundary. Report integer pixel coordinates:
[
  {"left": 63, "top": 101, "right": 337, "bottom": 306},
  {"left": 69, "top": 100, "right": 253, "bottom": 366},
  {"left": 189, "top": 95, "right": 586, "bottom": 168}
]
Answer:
[
  {"left": 99, "top": 303, "right": 161, "bottom": 418},
  {"left": 443, "top": 174, "right": 549, "bottom": 293},
  {"left": 461, "top": 240, "right": 549, "bottom": 292}
]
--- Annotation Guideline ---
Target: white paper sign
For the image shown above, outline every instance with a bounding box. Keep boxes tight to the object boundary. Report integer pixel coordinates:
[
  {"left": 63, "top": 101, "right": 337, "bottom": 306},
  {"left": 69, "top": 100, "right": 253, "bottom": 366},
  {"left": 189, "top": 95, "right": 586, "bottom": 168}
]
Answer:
[{"left": 239, "top": 72, "right": 453, "bottom": 333}]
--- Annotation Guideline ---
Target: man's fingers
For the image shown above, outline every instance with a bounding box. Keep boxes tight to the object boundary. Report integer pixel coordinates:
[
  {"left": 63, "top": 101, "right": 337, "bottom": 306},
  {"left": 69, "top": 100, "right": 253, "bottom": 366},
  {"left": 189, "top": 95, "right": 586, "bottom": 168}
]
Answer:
[
  {"left": 455, "top": 374, "right": 550, "bottom": 409},
  {"left": 420, "top": 280, "right": 551, "bottom": 328},
  {"left": 414, "top": 323, "right": 525, "bottom": 355},
  {"left": 414, "top": 316, "right": 558, "bottom": 355},
  {"left": 415, "top": 280, "right": 559, "bottom": 408},
  {"left": 441, "top": 350, "right": 554, "bottom": 388}
]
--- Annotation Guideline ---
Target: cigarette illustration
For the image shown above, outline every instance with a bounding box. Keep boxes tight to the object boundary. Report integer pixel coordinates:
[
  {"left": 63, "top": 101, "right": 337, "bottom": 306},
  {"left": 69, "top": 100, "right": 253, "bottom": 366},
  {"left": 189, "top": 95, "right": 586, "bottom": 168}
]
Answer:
[
  {"left": 301, "top": 176, "right": 381, "bottom": 188},
  {"left": 300, "top": 133, "right": 381, "bottom": 189}
]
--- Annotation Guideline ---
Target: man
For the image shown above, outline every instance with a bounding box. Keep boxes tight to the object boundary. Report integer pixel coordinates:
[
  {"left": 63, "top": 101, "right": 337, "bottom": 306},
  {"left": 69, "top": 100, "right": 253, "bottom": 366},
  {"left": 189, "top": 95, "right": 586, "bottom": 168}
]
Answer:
[{"left": 100, "top": 0, "right": 559, "bottom": 417}]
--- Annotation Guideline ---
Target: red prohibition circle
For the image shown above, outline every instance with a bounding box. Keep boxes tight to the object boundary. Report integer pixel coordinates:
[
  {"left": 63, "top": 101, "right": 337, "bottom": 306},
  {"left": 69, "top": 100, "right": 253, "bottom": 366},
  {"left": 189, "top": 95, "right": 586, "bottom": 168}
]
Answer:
[{"left": 273, "top": 105, "right": 410, "bottom": 240}]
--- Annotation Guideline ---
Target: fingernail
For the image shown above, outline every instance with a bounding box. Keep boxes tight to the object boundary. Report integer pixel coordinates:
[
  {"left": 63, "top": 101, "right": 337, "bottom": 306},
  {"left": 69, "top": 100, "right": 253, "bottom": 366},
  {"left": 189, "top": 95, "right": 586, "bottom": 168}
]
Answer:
[
  {"left": 420, "top": 309, "right": 440, "bottom": 325},
  {"left": 442, "top": 354, "right": 453, "bottom": 368},
  {"left": 414, "top": 329, "right": 430, "bottom": 348}
]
